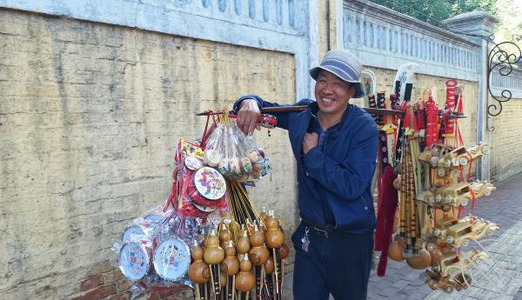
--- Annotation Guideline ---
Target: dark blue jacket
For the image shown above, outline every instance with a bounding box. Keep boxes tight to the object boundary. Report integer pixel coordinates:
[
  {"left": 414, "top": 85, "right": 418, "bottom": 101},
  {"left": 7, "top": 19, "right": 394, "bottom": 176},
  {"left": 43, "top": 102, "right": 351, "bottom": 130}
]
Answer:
[{"left": 234, "top": 95, "right": 378, "bottom": 235}]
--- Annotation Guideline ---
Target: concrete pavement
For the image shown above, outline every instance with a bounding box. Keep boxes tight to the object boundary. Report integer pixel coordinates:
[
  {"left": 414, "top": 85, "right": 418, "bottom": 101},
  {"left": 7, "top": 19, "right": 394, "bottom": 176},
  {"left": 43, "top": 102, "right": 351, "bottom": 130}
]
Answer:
[
  {"left": 281, "top": 172, "right": 522, "bottom": 300},
  {"left": 369, "top": 171, "right": 522, "bottom": 300}
]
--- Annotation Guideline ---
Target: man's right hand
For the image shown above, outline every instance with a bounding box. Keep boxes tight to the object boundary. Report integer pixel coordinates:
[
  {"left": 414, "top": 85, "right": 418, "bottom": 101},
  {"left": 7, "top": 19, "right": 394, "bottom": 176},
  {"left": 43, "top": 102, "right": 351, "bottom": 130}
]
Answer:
[{"left": 236, "top": 99, "right": 261, "bottom": 136}]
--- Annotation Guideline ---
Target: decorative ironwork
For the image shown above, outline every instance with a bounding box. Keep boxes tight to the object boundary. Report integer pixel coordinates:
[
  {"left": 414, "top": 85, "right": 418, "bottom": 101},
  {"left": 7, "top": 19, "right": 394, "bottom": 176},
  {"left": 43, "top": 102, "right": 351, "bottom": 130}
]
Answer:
[
  {"left": 486, "top": 35, "right": 521, "bottom": 120},
  {"left": 451, "top": 31, "right": 521, "bottom": 131}
]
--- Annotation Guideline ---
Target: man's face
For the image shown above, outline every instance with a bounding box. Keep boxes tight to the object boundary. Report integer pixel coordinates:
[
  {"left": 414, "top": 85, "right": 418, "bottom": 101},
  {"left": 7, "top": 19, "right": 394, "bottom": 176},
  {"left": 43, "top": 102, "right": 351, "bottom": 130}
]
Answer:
[{"left": 314, "top": 70, "right": 354, "bottom": 116}]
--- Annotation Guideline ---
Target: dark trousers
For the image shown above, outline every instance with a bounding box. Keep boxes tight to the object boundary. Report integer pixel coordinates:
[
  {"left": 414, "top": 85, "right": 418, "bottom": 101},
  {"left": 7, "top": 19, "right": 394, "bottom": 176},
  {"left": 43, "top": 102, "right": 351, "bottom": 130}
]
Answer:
[{"left": 291, "top": 223, "right": 373, "bottom": 300}]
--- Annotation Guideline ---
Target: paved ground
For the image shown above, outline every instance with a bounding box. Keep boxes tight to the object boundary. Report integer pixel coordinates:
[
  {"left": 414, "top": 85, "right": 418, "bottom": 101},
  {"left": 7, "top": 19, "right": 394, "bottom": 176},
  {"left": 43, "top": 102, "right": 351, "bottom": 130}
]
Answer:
[{"left": 282, "top": 172, "right": 522, "bottom": 300}]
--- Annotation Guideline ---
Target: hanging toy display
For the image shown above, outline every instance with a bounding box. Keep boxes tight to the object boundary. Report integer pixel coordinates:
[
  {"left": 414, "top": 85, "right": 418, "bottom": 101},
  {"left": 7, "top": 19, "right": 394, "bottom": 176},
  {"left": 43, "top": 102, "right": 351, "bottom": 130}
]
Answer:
[
  {"left": 373, "top": 73, "right": 499, "bottom": 294},
  {"left": 111, "top": 108, "right": 288, "bottom": 300}
]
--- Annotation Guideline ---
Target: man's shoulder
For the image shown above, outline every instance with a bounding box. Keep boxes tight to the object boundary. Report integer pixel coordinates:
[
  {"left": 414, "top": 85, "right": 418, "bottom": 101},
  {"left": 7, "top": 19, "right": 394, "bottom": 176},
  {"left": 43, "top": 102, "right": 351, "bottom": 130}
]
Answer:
[
  {"left": 349, "top": 105, "right": 376, "bottom": 123},
  {"left": 346, "top": 105, "right": 378, "bottom": 134},
  {"left": 289, "top": 99, "right": 314, "bottom": 120}
]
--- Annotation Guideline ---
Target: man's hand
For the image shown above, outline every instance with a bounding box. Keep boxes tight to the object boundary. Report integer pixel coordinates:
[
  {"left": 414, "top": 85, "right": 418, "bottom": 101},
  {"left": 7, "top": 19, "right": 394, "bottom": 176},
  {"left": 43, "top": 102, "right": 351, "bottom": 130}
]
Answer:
[
  {"left": 302, "top": 132, "right": 318, "bottom": 154},
  {"left": 237, "top": 99, "right": 261, "bottom": 136}
]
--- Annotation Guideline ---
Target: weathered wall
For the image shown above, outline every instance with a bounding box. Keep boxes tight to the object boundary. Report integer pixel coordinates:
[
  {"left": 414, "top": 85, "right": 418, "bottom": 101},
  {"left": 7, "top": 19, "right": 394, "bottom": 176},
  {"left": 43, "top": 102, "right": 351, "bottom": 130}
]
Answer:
[
  {"left": 487, "top": 67, "right": 522, "bottom": 181},
  {"left": 488, "top": 95, "right": 522, "bottom": 182},
  {"left": 1, "top": 0, "right": 522, "bottom": 299},
  {"left": 0, "top": 9, "right": 296, "bottom": 299}
]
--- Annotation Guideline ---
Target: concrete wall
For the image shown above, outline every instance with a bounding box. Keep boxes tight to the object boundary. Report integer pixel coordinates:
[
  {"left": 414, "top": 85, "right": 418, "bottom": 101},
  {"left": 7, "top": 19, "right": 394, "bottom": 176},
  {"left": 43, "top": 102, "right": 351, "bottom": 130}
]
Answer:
[
  {"left": 1, "top": 0, "right": 522, "bottom": 299},
  {"left": 0, "top": 0, "right": 315, "bottom": 100},
  {"left": 0, "top": 8, "right": 297, "bottom": 299},
  {"left": 488, "top": 95, "right": 522, "bottom": 181},
  {"left": 488, "top": 68, "right": 522, "bottom": 181}
]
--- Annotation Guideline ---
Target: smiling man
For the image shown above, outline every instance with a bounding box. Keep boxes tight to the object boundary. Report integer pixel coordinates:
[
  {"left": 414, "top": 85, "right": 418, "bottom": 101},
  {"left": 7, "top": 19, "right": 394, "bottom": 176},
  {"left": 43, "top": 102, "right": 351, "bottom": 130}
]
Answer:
[{"left": 234, "top": 49, "right": 378, "bottom": 300}]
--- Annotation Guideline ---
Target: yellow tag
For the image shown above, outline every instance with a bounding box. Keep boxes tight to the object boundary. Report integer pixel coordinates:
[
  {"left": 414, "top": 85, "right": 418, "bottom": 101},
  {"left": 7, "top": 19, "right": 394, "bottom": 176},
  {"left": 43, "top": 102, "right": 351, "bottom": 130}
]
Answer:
[{"left": 180, "top": 140, "right": 205, "bottom": 160}]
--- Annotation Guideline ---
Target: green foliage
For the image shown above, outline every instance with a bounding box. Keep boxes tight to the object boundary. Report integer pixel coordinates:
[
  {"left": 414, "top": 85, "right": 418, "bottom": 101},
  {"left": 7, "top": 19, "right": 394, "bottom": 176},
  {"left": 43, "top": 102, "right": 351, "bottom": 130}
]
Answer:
[{"left": 449, "top": 0, "right": 497, "bottom": 16}]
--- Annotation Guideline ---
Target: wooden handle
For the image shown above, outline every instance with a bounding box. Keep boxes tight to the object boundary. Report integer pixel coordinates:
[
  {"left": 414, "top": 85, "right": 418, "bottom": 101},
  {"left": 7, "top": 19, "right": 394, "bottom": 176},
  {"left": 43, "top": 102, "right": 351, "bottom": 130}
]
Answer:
[{"left": 196, "top": 106, "right": 405, "bottom": 117}]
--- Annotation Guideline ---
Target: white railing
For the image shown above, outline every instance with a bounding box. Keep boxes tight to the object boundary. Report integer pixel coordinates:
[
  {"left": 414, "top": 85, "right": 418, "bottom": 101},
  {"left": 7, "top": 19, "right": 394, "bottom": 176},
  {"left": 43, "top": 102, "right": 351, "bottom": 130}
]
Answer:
[
  {"left": 343, "top": 0, "right": 481, "bottom": 82},
  {"left": 491, "top": 67, "right": 522, "bottom": 99}
]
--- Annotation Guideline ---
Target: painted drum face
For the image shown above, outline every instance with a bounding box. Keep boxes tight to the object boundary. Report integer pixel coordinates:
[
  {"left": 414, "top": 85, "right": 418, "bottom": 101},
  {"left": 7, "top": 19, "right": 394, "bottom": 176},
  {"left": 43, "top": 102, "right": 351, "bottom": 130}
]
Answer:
[
  {"left": 121, "top": 225, "right": 145, "bottom": 241},
  {"left": 153, "top": 237, "right": 191, "bottom": 281},
  {"left": 185, "top": 156, "right": 204, "bottom": 171},
  {"left": 186, "top": 183, "right": 219, "bottom": 208},
  {"left": 194, "top": 167, "right": 226, "bottom": 200},
  {"left": 119, "top": 241, "right": 151, "bottom": 281}
]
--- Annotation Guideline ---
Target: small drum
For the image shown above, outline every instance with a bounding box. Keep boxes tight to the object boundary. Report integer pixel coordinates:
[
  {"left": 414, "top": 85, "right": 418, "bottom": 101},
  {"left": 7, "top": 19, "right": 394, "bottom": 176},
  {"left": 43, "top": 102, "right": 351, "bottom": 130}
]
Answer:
[
  {"left": 185, "top": 167, "right": 227, "bottom": 213},
  {"left": 153, "top": 236, "right": 191, "bottom": 282},
  {"left": 194, "top": 167, "right": 226, "bottom": 200},
  {"left": 192, "top": 202, "right": 217, "bottom": 213},
  {"left": 185, "top": 156, "right": 204, "bottom": 171},
  {"left": 144, "top": 214, "right": 163, "bottom": 222},
  {"left": 121, "top": 219, "right": 159, "bottom": 242},
  {"left": 121, "top": 225, "right": 146, "bottom": 241},
  {"left": 119, "top": 241, "right": 152, "bottom": 281}
]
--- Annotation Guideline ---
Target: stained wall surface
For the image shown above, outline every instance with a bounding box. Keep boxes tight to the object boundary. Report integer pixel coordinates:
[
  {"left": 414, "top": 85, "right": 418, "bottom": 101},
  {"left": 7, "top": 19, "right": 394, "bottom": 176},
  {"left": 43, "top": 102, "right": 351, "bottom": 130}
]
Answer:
[{"left": 0, "top": 9, "right": 296, "bottom": 299}]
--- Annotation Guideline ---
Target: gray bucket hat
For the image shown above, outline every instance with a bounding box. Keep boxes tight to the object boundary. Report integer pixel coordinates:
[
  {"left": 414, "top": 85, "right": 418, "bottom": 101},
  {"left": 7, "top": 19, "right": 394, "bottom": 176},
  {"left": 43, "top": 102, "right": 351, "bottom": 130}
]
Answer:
[{"left": 309, "top": 49, "right": 365, "bottom": 98}]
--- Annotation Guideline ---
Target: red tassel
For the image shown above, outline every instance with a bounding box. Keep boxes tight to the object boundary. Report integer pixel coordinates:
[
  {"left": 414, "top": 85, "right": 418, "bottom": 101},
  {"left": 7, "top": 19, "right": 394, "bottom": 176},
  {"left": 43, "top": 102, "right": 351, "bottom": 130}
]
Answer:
[{"left": 375, "top": 166, "right": 399, "bottom": 276}]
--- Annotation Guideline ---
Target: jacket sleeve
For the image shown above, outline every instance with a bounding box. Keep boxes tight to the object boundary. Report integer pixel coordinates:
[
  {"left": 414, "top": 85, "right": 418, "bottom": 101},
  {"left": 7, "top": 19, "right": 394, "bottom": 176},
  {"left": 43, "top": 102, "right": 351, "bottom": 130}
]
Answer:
[
  {"left": 302, "top": 118, "right": 378, "bottom": 200},
  {"left": 233, "top": 94, "right": 313, "bottom": 130}
]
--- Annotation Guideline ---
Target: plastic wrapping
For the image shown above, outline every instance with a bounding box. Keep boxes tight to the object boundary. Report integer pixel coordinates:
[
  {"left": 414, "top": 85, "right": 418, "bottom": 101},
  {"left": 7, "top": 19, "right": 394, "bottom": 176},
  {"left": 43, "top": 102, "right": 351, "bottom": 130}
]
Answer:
[
  {"left": 121, "top": 212, "right": 170, "bottom": 242},
  {"left": 113, "top": 209, "right": 211, "bottom": 293},
  {"left": 113, "top": 113, "right": 274, "bottom": 297},
  {"left": 153, "top": 236, "right": 191, "bottom": 282},
  {"left": 172, "top": 140, "right": 228, "bottom": 218},
  {"left": 119, "top": 240, "right": 153, "bottom": 282},
  {"left": 204, "top": 121, "right": 270, "bottom": 181}
]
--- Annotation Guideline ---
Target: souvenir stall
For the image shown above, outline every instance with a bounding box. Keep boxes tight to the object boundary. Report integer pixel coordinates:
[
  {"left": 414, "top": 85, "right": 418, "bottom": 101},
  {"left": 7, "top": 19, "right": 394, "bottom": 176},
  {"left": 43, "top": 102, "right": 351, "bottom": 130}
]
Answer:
[
  {"left": 111, "top": 63, "right": 498, "bottom": 298},
  {"left": 112, "top": 111, "right": 288, "bottom": 300},
  {"left": 373, "top": 64, "right": 498, "bottom": 294}
]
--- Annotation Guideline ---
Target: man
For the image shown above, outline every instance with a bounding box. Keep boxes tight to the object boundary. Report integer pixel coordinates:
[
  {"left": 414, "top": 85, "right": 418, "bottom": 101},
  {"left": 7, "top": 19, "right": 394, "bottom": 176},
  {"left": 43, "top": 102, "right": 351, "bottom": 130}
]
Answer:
[{"left": 234, "top": 49, "right": 378, "bottom": 300}]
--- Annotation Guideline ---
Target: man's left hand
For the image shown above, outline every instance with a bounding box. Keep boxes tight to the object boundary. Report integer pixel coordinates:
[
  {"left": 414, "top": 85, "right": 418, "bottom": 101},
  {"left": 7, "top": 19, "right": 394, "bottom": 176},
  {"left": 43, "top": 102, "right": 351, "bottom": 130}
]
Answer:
[{"left": 302, "top": 132, "right": 318, "bottom": 154}]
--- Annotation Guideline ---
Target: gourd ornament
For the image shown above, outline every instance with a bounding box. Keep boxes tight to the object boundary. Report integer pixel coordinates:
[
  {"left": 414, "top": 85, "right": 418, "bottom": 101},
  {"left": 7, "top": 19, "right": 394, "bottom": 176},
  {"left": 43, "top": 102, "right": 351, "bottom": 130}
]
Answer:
[
  {"left": 248, "top": 224, "right": 269, "bottom": 299},
  {"left": 219, "top": 223, "right": 233, "bottom": 250},
  {"left": 264, "top": 212, "right": 284, "bottom": 249},
  {"left": 204, "top": 228, "right": 225, "bottom": 297},
  {"left": 188, "top": 241, "right": 210, "bottom": 300},
  {"left": 264, "top": 211, "right": 285, "bottom": 299},
  {"left": 259, "top": 207, "right": 269, "bottom": 224},
  {"left": 277, "top": 242, "right": 289, "bottom": 259},
  {"left": 235, "top": 255, "right": 255, "bottom": 300},
  {"left": 406, "top": 249, "right": 431, "bottom": 269},
  {"left": 248, "top": 225, "right": 269, "bottom": 264},
  {"left": 237, "top": 227, "right": 251, "bottom": 255},
  {"left": 221, "top": 241, "right": 239, "bottom": 300},
  {"left": 388, "top": 239, "right": 405, "bottom": 261}
]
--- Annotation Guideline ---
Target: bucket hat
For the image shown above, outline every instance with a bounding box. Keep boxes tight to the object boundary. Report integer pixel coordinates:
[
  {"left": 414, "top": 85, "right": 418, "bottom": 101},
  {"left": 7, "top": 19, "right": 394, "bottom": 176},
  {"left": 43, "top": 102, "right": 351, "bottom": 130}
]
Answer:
[{"left": 309, "top": 49, "right": 365, "bottom": 98}]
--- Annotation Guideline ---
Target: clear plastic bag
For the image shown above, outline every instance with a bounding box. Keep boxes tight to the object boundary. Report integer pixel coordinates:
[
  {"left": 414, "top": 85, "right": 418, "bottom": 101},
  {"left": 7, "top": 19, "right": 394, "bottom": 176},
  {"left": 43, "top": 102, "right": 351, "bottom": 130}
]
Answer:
[{"left": 205, "top": 121, "right": 269, "bottom": 180}]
